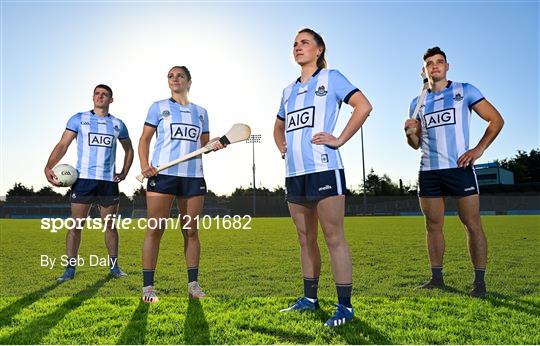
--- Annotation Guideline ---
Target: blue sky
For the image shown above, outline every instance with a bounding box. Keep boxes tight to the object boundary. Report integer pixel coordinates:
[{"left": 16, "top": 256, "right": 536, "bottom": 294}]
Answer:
[{"left": 1, "top": 1, "right": 538, "bottom": 196}]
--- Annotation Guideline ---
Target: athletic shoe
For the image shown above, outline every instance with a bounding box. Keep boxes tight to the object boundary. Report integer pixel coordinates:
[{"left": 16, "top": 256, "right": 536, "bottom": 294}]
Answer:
[
  {"left": 142, "top": 285, "right": 159, "bottom": 303},
  {"left": 469, "top": 281, "right": 487, "bottom": 298},
  {"left": 188, "top": 281, "right": 206, "bottom": 298},
  {"left": 57, "top": 267, "right": 75, "bottom": 283},
  {"left": 110, "top": 267, "right": 127, "bottom": 278},
  {"left": 279, "top": 297, "right": 319, "bottom": 312},
  {"left": 324, "top": 303, "right": 354, "bottom": 327},
  {"left": 417, "top": 277, "right": 445, "bottom": 289}
]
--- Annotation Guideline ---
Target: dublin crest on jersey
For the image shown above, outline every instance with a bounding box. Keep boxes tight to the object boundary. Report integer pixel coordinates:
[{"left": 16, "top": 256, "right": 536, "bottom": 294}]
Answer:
[
  {"left": 453, "top": 93, "right": 464, "bottom": 102},
  {"left": 162, "top": 110, "right": 170, "bottom": 117},
  {"left": 315, "top": 85, "right": 328, "bottom": 96}
]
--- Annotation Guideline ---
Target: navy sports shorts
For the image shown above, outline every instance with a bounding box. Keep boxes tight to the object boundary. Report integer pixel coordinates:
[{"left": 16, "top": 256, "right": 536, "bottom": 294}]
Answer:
[
  {"left": 146, "top": 174, "right": 207, "bottom": 197},
  {"left": 70, "top": 178, "right": 119, "bottom": 206},
  {"left": 418, "top": 166, "right": 479, "bottom": 197},
  {"left": 285, "top": 169, "right": 346, "bottom": 204}
]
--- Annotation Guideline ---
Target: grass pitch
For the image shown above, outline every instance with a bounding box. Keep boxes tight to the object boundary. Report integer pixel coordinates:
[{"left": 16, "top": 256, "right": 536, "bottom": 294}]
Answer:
[{"left": 1, "top": 216, "right": 539, "bottom": 344}]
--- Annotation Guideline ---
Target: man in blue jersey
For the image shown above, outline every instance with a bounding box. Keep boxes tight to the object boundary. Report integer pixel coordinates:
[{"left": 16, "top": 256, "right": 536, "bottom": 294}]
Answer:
[
  {"left": 404, "top": 47, "right": 504, "bottom": 297},
  {"left": 44, "top": 84, "right": 134, "bottom": 282}
]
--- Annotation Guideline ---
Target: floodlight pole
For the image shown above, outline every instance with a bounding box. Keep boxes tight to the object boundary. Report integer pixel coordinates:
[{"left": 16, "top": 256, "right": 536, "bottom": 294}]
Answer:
[
  {"left": 252, "top": 139, "right": 256, "bottom": 215},
  {"left": 361, "top": 126, "right": 367, "bottom": 215},
  {"left": 246, "top": 135, "right": 261, "bottom": 216}
]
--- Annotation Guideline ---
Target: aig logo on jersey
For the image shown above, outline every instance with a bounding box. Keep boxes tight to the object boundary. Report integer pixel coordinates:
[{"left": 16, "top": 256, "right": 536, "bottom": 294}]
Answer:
[
  {"left": 88, "top": 133, "right": 114, "bottom": 147},
  {"left": 170, "top": 123, "right": 200, "bottom": 142},
  {"left": 286, "top": 106, "right": 315, "bottom": 132},
  {"left": 423, "top": 108, "right": 456, "bottom": 129}
]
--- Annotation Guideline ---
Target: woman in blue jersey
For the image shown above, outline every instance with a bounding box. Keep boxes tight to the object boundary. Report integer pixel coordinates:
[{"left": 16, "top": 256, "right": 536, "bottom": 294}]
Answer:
[
  {"left": 273, "top": 28, "right": 372, "bottom": 327},
  {"left": 139, "top": 66, "right": 224, "bottom": 303}
]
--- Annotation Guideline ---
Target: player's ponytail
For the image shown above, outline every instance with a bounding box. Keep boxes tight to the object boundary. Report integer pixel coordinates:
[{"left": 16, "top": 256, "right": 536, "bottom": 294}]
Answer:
[{"left": 298, "top": 28, "right": 327, "bottom": 69}]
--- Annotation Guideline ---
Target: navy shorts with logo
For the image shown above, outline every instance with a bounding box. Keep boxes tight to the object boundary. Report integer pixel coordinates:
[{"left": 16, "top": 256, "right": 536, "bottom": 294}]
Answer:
[
  {"left": 147, "top": 174, "right": 207, "bottom": 197},
  {"left": 286, "top": 169, "right": 346, "bottom": 204},
  {"left": 70, "top": 178, "right": 119, "bottom": 206},
  {"left": 418, "top": 166, "right": 479, "bottom": 197}
]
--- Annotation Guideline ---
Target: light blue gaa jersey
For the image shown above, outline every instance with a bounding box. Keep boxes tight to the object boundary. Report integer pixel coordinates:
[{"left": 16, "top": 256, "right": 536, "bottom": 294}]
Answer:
[
  {"left": 145, "top": 98, "right": 209, "bottom": 177},
  {"left": 277, "top": 69, "right": 359, "bottom": 177},
  {"left": 66, "top": 111, "right": 129, "bottom": 181},
  {"left": 409, "top": 81, "right": 485, "bottom": 171}
]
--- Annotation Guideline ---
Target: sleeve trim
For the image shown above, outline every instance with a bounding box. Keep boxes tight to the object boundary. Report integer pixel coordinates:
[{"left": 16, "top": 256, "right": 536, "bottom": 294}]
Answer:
[
  {"left": 118, "top": 136, "right": 130, "bottom": 141},
  {"left": 66, "top": 128, "right": 78, "bottom": 134},
  {"left": 144, "top": 122, "right": 157, "bottom": 128},
  {"left": 469, "top": 97, "right": 485, "bottom": 110},
  {"left": 276, "top": 114, "right": 285, "bottom": 121},
  {"left": 202, "top": 131, "right": 210, "bottom": 134},
  {"left": 344, "top": 88, "right": 360, "bottom": 104}
]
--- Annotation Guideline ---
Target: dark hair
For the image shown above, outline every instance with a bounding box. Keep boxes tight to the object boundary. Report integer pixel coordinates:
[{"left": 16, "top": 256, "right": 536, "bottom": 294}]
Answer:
[
  {"left": 297, "top": 28, "right": 327, "bottom": 69},
  {"left": 168, "top": 65, "right": 192, "bottom": 81},
  {"left": 94, "top": 84, "right": 113, "bottom": 97},
  {"left": 423, "top": 46, "right": 447, "bottom": 62}
]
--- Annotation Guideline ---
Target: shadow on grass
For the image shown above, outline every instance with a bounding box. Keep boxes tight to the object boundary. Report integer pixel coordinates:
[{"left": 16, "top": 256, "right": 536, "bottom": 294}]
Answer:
[
  {"left": 336, "top": 318, "right": 393, "bottom": 345},
  {"left": 442, "top": 284, "right": 466, "bottom": 295},
  {"left": 318, "top": 308, "right": 392, "bottom": 345},
  {"left": 238, "top": 323, "right": 315, "bottom": 344},
  {"left": 116, "top": 300, "right": 149, "bottom": 344},
  {"left": 0, "top": 277, "right": 110, "bottom": 344},
  {"left": 485, "top": 292, "right": 540, "bottom": 317},
  {"left": 240, "top": 306, "right": 390, "bottom": 344},
  {"left": 184, "top": 298, "right": 210, "bottom": 344},
  {"left": 0, "top": 282, "right": 60, "bottom": 328}
]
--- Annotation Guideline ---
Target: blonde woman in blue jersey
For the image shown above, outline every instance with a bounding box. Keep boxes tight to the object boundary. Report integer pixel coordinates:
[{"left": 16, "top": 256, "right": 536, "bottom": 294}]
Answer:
[
  {"left": 404, "top": 47, "right": 504, "bottom": 298},
  {"left": 44, "top": 84, "right": 134, "bottom": 282},
  {"left": 273, "top": 28, "right": 372, "bottom": 327},
  {"left": 139, "top": 66, "right": 224, "bottom": 303}
]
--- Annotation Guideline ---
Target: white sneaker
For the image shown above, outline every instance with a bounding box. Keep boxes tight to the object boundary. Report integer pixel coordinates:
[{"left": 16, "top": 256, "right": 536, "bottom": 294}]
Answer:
[
  {"left": 110, "top": 267, "right": 128, "bottom": 278},
  {"left": 142, "top": 285, "right": 159, "bottom": 303},
  {"left": 188, "top": 281, "right": 206, "bottom": 298}
]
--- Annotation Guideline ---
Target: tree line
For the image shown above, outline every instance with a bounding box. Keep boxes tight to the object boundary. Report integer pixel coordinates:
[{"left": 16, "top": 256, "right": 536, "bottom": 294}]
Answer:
[{"left": 5, "top": 148, "right": 539, "bottom": 201}]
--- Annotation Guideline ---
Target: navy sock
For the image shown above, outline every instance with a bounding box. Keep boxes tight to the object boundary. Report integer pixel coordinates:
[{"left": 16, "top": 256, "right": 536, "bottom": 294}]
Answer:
[
  {"left": 431, "top": 266, "right": 443, "bottom": 280},
  {"left": 303, "top": 277, "right": 319, "bottom": 300},
  {"left": 474, "top": 268, "right": 486, "bottom": 283},
  {"left": 187, "top": 267, "right": 198, "bottom": 283},
  {"left": 67, "top": 257, "right": 76, "bottom": 270},
  {"left": 336, "top": 283, "right": 353, "bottom": 308},
  {"left": 143, "top": 269, "right": 155, "bottom": 287},
  {"left": 109, "top": 256, "right": 118, "bottom": 269}
]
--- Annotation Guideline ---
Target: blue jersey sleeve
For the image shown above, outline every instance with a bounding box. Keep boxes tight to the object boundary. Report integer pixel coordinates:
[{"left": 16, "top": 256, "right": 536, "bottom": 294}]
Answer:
[
  {"left": 464, "top": 83, "right": 485, "bottom": 110},
  {"left": 409, "top": 96, "right": 421, "bottom": 120},
  {"left": 330, "top": 70, "right": 359, "bottom": 104},
  {"left": 277, "top": 92, "right": 286, "bottom": 120},
  {"left": 202, "top": 108, "right": 209, "bottom": 133},
  {"left": 66, "top": 113, "right": 80, "bottom": 133},
  {"left": 118, "top": 120, "right": 129, "bottom": 140},
  {"left": 145, "top": 102, "right": 160, "bottom": 128}
]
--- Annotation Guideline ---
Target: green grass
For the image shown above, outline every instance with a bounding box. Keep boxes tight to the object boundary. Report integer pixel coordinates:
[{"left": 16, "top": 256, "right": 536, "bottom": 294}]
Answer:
[{"left": 1, "top": 216, "right": 539, "bottom": 344}]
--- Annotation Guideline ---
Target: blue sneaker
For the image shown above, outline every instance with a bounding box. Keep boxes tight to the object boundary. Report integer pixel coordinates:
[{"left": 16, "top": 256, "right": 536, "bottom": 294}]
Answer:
[
  {"left": 324, "top": 304, "right": 354, "bottom": 327},
  {"left": 280, "top": 297, "right": 319, "bottom": 312},
  {"left": 110, "top": 266, "right": 127, "bottom": 278},
  {"left": 57, "top": 267, "right": 75, "bottom": 283}
]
